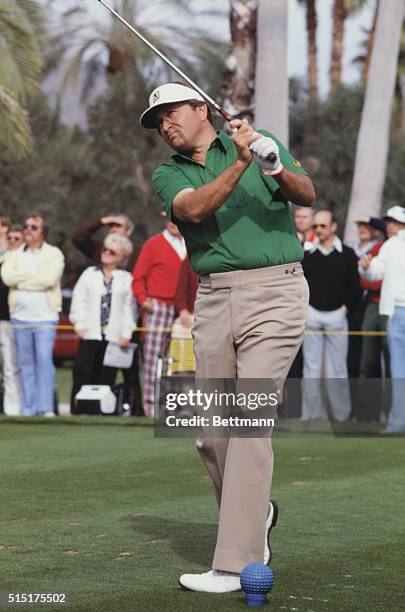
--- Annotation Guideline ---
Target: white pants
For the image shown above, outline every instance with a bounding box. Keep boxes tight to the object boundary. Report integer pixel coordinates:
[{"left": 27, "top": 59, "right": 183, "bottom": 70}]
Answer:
[
  {"left": 0, "top": 320, "right": 22, "bottom": 415},
  {"left": 301, "top": 305, "right": 351, "bottom": 421}
]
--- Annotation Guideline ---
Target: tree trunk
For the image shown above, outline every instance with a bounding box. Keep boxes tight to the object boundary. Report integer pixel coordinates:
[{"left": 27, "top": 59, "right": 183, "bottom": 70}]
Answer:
[
  {"left": 344, "top": 0, "right": 404, "bottom": 245},
  {"left": 255, "top": 0, "right": 289, "bottom": 145},
  {"left": 362, "top": 2, "right": 378, "bottom": 84},
  {"left": 221, "top": 0, "right": 258, "bottom": 122},
  {"left": 306, "top": 0, "right": 318, "bottom": 100},
  {"left": 330, "top": 0, "right": 350, "bottom": 91}
]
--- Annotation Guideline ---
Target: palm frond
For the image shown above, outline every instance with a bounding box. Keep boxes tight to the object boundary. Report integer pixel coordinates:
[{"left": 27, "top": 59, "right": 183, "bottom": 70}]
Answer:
[
  {"left": 0, "top": 2, "right": 42, "bottom": 101},
  {"left": 15, "top": 0, "right": 47, "bottom": 42},
  {"left": 0, "top": 87, "right": 33, "bottom": 159},
  {"left": 60, "top": 37, "right": 107, "bottom": 93}
]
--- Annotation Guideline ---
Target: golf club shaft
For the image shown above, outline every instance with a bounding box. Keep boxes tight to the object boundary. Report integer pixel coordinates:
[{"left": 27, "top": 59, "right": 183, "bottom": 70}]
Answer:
[
  {"left": 95, "top": 0, "right": 276, "bottom": 162},
  {"left": 96, "top": 0, "right": 232, "bottom": 121}
]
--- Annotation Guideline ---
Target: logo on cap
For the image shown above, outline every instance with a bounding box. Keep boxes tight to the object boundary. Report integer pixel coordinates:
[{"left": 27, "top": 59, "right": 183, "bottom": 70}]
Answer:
[
  {"left": 293, "top": 159, "right": 302, "bottom": 168},
  {"left": 152, "top": 90, "right": 160, "bottom": 104}
]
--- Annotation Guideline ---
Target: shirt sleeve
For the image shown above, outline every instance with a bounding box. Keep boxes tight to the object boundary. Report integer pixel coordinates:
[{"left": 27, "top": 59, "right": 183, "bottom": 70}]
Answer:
[
  {"left": 131, "top": 239, "right": 154, "bottom": 305},
  {"left": 257, "top": 129, "right": 308, "bottom": 176},
  {"left": 152, "top": 163, "right": 194, "bottom": 221},
  {"left": 361, "top": 244, "right": 388, "bottom": 281}
]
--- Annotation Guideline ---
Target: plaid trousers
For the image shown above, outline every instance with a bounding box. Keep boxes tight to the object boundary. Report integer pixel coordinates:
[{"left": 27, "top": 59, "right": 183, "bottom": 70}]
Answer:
[{"left": 142, "top": 298, "right": 175, "bottom": 417}]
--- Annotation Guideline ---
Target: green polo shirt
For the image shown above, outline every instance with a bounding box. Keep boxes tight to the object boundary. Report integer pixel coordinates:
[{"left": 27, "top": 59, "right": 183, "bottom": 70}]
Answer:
[{"left": 152, "top": 130, "right": 308, "bottom": 275}]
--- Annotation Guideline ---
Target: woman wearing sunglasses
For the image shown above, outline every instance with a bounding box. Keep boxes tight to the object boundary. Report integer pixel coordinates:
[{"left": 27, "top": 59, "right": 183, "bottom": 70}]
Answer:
[{"left": 69, "top": 233, "right": 137, "bottom": 412}]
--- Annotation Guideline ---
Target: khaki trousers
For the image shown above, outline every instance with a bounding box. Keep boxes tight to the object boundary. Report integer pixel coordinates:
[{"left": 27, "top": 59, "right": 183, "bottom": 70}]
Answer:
[{"left": 192, "top": 263, "right": 308, "bottom": 573}]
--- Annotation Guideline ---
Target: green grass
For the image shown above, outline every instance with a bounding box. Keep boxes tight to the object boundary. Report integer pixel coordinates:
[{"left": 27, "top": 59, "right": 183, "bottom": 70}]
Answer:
[{"left": 0, "top": 419, "right": 404, "bottom": 611}]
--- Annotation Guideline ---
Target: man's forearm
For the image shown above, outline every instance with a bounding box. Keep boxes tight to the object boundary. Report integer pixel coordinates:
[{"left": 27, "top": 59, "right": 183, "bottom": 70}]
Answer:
[
  {"left": 270, "top": 168, "right": 316, "bottom": 207},
  {"left": 173, "top": 159, "right": 249, "bottom": 223}
]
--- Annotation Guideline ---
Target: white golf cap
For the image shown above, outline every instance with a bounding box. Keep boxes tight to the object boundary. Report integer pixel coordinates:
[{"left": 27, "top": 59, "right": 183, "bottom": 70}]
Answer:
[
  {"left": 140, "top": 83, "right": 205, "bottom": 129},
  {"left": 383, "top": 205, "right": 405, "bottom": 224}
]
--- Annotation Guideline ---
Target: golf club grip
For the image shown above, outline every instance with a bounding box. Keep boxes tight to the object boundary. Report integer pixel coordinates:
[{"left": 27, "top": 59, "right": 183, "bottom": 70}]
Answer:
[{"left": 217, "top": 106, "right": 277, "bottom": 164}]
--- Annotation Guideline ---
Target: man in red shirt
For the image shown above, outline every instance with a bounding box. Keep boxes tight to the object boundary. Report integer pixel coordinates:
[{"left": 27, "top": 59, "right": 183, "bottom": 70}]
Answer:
[
  {"left": 132, "top": 217, "right": 186, "bottom": 416},
  {"left": 175, "top": 257, "right": 199, "bottom": 329}
]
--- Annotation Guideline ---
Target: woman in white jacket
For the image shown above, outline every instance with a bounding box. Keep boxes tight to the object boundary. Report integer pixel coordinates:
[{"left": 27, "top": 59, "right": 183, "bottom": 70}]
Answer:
[{"left": 69, "top": 233, "right": 137, "bottom": 411}]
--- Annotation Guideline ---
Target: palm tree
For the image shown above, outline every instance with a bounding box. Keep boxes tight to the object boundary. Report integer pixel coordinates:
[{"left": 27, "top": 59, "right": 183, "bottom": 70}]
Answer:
[
  {"left": 344, "top": 0, "right": 404, "bottom": 245},
  {"left": 221, "top": 0, "right": 258, "bottom": 122},
  {"left": 353, "top": 1, "right": 379, "bottom": 85},
  {"left": 330, "top": 0, "right": 367, "bottom": 92},
  {"left": 48, "top": 0, "right": 227, "bottom": 104},
  {"left": 297, "top": 0, "right": 318, "bottom": 101},
  {"left": 0, "top": 0, "right": 44, "bottom": 159},
  {"left": 354, "top": 4, "right": 405, "bottom": 138},
  {"left": 255, "top": 0, "right": 289, "bottom": 144}
]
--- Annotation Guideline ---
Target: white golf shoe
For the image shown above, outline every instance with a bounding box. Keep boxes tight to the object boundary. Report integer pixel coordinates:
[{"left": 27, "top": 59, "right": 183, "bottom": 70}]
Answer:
[
  {"left": 179, "top": 569, "right": 241, "bottom": 593},
  {"left": 264, "top": 500, "right": 279, "bottom": 565}
]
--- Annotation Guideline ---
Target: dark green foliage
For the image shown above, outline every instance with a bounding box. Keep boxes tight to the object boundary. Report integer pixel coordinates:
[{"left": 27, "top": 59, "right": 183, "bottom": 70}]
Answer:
[
  {"left": 290, "top": 83, "right": 365, "bottom": 226},
  {"left": 290, "top": 80, "right": 405, "bottom": 225},
  {"left": 0, "top": 93, "right": 91, "bottom": 278}
]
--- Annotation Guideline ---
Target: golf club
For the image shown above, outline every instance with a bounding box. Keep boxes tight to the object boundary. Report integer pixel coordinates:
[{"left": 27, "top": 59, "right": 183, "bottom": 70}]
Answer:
[{"left": 90, "top": 0, "right": 277, "bottom": 163}]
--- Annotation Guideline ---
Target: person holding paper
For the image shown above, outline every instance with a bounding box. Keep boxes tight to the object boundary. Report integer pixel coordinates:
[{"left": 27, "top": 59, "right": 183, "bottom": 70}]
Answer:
[{"left": 69, "top": 233, "right": 137, "bottom": 412}]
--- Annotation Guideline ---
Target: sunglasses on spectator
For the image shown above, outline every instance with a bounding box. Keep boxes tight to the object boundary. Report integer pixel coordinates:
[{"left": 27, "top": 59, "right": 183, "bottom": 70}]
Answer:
[
  {"left": 7, "top": 235, "right": 23, "bottom": 242},
  {"left": 23, "top": 223, "right": 41, "bottom": 231},
  {"left": 312, "top": 223, "right": 328, "bottom": 229},
  {"left": 109, "top": 222, "right": 124, "bottom": 228},
  {"left": 102, "top": 246, "right": 119, "bottom": 256}
]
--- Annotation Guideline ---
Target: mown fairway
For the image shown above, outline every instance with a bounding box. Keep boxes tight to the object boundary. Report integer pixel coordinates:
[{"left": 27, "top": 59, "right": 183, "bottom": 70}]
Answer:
[{"left": 0, "top": 418, "right": 404, "bottom": 611}]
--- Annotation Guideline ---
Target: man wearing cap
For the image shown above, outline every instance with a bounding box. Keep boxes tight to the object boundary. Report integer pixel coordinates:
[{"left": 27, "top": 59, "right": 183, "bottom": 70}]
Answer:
[
  {"left": 348, "top": 216, "right": 387, "bottom": 381},
  {"left": 359, "top": 206, "right": 405, "bottom": 433},
  {"left": 140, "top": 82, "right": 315, "bottom": 592},
  {"left": 353, "top": 216, "right": 382, "bottom": 258}
]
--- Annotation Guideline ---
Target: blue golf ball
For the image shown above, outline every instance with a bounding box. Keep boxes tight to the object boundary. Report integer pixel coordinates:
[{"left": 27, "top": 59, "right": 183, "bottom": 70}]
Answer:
[{"left": 240, "top": 563, "right": 274, "bottom": 607}]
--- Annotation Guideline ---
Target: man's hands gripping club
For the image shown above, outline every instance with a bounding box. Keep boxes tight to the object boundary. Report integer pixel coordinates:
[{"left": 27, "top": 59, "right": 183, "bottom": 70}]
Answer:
[{"left": 230, "top": 119, "right": 282, "bottom": 175}]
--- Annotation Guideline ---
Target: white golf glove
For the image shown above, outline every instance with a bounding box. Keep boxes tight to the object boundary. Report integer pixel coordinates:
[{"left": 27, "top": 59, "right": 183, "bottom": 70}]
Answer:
[{"left": 250, "top": 136, "right": 283, "bottom": 175}]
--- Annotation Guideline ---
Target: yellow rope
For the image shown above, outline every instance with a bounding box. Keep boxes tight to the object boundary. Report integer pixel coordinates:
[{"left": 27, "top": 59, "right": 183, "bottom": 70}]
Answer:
[{"left": 8, "top": 323, "right": 388, "bottom": 336}]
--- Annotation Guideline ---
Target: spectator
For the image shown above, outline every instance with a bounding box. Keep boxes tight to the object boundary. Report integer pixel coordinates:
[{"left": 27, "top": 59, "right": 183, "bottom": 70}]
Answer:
[
  {"left": 69, "top": 233, "right": 137, "bottom": 412},
  {"left": 301, "top": 210, "right": 361, "bottom": 421},
  {"left": 72, "top": 213, "right": 145, "bottom": 414},
  {"left": 347, "top": 217, "right": 382, "bottom": 379},
  {"left": 359, "top": 205, "right": 405, "bottom": 433},
  {"left": 7, "top": 226, "right": 24, "bottom": 250},
  {"left": 353, "top": 217, "right": 379, "bottom": 258},
  {"left": 0, "top": 216, "right": 22, "bottom": 415},
  {"left": 1, "top": 212, "right": 64, "bottom": 416},
  {"left": 175, "top": 257, "right": 198, "bottom": 329},
  {"left": 358, "top": 218, "right": 389, "bottom": 379},
  {"left": 294, "top": 206, "right": 316, "bottom": 250},
  {"left": 132, "top": 218, "right": 186, "bottom": 416},
  {"left": 72, "top": 213, "right": 139, "bottom": 270}
]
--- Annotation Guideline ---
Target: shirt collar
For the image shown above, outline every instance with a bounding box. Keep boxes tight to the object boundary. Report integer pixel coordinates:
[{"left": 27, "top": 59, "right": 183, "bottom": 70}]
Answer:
[
  {"left": 23, "top": 242, "right": 44, "bottom": 253},
  {"left": 310, "top": 235, "right": 343, "bottom": 254},
  {"left": 171, "top": 130, "right": 231, "bottom": 164}
]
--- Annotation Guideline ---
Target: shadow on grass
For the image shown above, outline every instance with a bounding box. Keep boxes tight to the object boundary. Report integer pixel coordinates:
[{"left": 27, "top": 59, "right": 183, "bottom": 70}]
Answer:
[
  {"left": 0, "top": 416, "right": 153, "bottom": 428},
  {"left": 128, "top": 514, "right": 217, "bottom": 567}
]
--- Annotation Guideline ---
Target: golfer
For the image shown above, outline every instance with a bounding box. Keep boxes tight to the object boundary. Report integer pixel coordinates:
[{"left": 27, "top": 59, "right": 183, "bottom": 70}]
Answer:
[{"left": 140, "top": 83, "right": 315, "bottom": 593}]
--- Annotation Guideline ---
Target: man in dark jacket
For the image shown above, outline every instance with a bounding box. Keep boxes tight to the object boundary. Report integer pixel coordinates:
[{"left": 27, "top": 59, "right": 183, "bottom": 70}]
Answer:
[{"left": 301, "top": 210, "right": 361, "bottom": 421}]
